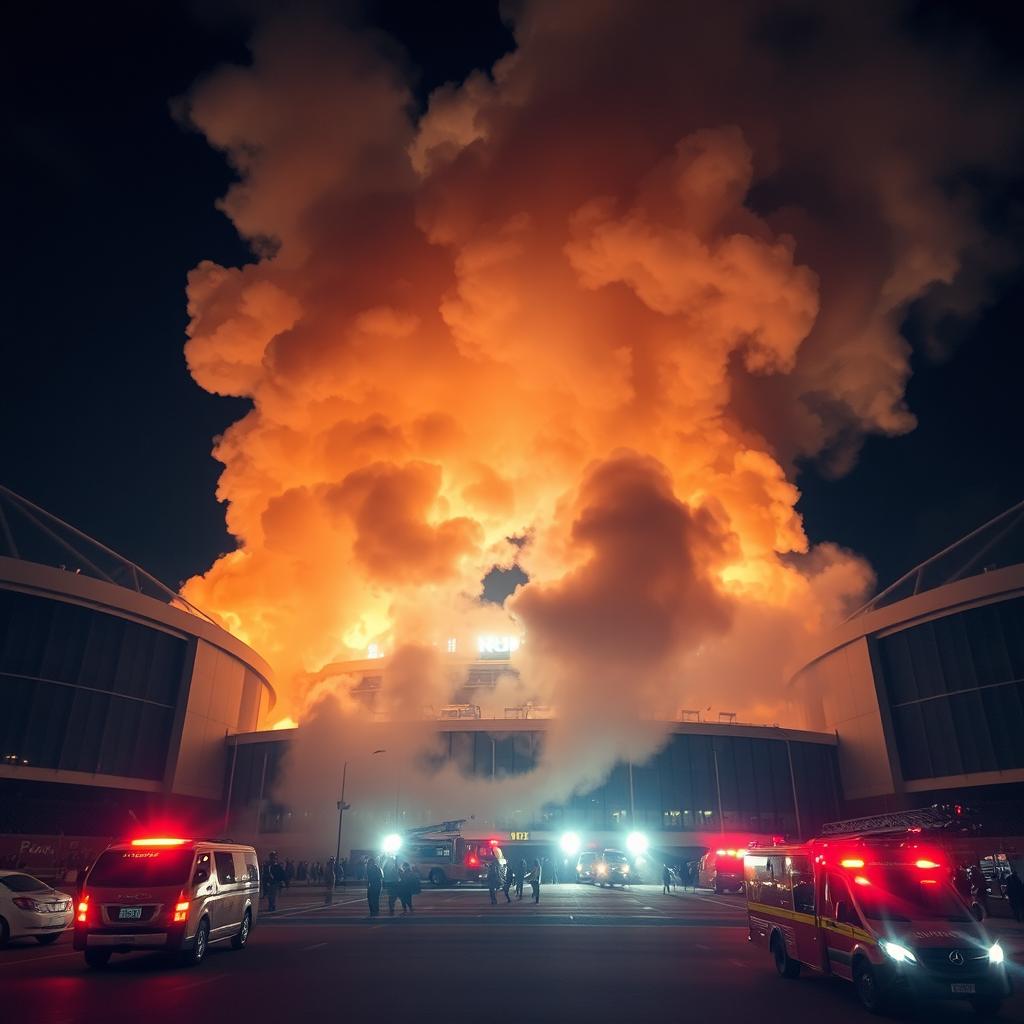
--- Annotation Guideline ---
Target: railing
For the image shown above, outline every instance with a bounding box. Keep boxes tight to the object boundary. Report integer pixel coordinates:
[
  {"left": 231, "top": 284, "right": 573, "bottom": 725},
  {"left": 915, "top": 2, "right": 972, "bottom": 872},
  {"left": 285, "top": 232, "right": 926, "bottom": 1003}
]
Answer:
[{"left": 0, "top": 484, "right": 219, "bottom": 625}]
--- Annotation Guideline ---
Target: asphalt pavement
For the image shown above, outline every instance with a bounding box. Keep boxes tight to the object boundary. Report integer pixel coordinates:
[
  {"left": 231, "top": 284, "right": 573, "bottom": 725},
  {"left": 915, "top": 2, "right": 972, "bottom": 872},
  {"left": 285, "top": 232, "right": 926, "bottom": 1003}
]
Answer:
[{"left": 2, "top": 884, "right": 1021, "bottom": 1023}]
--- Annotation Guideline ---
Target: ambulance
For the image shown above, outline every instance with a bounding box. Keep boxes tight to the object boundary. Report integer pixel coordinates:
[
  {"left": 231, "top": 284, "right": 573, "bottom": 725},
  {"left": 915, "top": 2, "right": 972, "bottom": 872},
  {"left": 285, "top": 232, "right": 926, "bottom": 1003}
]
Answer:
[{"left": 745, "top": 836, "right": 1011, "bottom": 1015}]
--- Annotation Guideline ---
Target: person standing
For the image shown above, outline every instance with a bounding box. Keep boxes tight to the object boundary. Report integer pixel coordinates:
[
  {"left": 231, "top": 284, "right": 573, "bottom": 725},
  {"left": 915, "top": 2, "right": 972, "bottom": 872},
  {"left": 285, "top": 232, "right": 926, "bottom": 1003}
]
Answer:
[
  {"left": 266, "top": 851, "right": 287, "bottom": 911},
  {"left": 662, "top": 863, "right": 672, "bottom": 895},
  {"left": 366, "top": 856, "right": 384, "bottom": 917},
  {"left": 383, "top": 856, "right": 401, "bottom": 915},
  {"left": 1005, "top": 868, "right": 1024, "bottom": 922},
  {"left": 529, "top": 858, "right": 542, "bottom": 904},
  {"left": 516, "top": 858, "right": 527, "bottom": 900},
  {"left": 502, "top": 860, "right": 514, "bottom": 903},
  {"left": 486, "top": 860, "right": 501, "bottom": 905},
  {"left": 398, "top": 862, "right": 416, "bottom": 913}
]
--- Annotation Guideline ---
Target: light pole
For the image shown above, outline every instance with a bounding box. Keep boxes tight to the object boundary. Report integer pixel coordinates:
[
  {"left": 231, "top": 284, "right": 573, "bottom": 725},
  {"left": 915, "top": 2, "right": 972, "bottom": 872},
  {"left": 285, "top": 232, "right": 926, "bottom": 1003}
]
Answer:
[{"left": 328, "top": 748, "right": 385, "bottom": 903}]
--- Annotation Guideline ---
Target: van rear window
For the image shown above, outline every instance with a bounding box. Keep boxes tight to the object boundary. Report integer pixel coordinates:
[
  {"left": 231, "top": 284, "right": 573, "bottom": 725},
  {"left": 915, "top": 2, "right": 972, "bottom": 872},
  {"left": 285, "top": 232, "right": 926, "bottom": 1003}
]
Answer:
[{"left": 88, "top": 849, "right": 193, "bottom": 887}]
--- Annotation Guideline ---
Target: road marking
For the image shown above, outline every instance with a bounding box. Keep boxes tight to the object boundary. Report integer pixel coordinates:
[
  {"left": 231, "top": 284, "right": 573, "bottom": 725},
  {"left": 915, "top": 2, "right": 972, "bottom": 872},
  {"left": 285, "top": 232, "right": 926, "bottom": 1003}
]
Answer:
[
  {"left": 167, "top": 972, "right": 224, "bottom": 993},
  {"left": 691, "top": 894, "right": 745, "bottom": 911},
  {"left": 272, "top": 896, "right": 365, "bottom": 918},
  {"left": 0, "top": 949, "right": 80, "bottom": 969}
]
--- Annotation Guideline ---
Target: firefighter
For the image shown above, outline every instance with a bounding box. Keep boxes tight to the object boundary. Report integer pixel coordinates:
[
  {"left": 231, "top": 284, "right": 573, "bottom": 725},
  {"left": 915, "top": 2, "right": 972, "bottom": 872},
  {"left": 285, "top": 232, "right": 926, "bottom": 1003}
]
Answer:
[
  {"left": 529, "top": 858, "right": 542, "bottom": 904},
  {"left": 516, "top": 858, "right": 527, "bottom": 900},
  {"left": 502, "top": 860, "right": 514, "bottom": 903},
  {"left": 486, "top": 859, "right": 501, "bottom": 905},
  {"left": 265, "top": 851, "right": 286, "bottom": 912},
  {"left": 366, "top": 856, "right": 383, "bottom": 917}
]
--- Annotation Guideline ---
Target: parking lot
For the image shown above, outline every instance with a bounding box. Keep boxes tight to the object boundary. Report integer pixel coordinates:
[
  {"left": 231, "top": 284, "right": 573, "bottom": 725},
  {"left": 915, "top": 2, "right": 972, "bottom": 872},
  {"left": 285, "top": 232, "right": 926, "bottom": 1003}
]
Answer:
[{"left": 3, "top": 884, "right": 1022, "bottom": 1023}]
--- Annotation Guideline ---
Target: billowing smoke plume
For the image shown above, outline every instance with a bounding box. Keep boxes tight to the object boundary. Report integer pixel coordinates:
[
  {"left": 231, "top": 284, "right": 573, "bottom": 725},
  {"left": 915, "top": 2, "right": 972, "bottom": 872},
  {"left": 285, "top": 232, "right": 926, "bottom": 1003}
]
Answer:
[{"left": 178, "top": 2, "right": 1019, "bottom": 828}]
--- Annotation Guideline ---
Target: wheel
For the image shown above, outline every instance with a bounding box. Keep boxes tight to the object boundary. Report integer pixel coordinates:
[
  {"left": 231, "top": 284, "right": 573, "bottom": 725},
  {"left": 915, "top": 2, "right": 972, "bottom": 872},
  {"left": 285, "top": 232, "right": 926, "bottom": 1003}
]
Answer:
[
  {"left": 180, "top": 918, "right": 209, "bottom": 967},
  {"left": 428, "top": 869, "right": 447, "bottom": 888},
  {"left": 0, "top": 916, "right": 9, "bottom": 948},
  {"left": 36, "top": 933, "right": 60, "bottom": 945},
  {"left": 230, "top": 910, "right": 251, "bottom": 950},
  {"left": 970, "top": 996, "right": 1003, "bottom": 1018},
  {"left": 84, "top": 949, "right": 111, "bottom": 968},
  {"left": 853, "top": 958, "right": 888, "bottom": 1014},
  {"left": 771, "top": 933, "right": 801, "bottom": 979}
]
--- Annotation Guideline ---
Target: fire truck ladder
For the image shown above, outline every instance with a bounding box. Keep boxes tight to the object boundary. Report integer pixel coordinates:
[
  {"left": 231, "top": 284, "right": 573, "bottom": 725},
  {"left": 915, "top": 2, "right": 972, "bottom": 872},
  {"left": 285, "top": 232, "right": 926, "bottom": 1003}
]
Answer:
[
  {"left": 821, "top": 805, "right": 973, "bottom": 838},
  {"left": 401, "top": 819, "right": 468, "bottom": 838}
]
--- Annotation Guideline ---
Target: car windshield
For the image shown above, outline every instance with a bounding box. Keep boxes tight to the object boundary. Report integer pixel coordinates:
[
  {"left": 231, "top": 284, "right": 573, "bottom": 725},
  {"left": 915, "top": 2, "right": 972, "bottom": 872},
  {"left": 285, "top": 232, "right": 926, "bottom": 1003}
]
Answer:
[
  {"left": 604, "top": 853, "right": 627, "bottom": 864},
  {"left": 88, "top": 848, "right": 194, "bottom": 887},
  {"left": 0, "top": 873, "right": 49, "bottom": 892},
  {"left": 854, "top": 868, "right": 971, "bottom": 924}
]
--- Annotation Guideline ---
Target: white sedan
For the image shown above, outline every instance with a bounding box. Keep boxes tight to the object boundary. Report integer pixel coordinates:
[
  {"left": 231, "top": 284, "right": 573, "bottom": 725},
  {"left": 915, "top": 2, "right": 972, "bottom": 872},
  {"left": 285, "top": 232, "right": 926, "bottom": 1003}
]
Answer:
[{"left": 0, "top": 870, "right": 74, "bottom": 946}]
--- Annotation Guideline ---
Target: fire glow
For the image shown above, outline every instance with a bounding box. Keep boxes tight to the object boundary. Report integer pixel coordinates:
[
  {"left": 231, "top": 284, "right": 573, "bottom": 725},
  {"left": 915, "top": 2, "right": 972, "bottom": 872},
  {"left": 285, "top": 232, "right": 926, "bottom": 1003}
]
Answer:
[{"left": 176, "top": 3, "right": 1007, "bottom": 750}]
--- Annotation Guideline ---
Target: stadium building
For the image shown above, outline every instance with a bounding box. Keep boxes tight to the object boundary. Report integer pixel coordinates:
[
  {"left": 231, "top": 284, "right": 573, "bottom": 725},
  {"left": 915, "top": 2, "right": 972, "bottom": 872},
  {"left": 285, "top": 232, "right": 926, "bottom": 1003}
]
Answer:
[{"left": 1, "top": 486, "right": 1021, "bottom": 884}]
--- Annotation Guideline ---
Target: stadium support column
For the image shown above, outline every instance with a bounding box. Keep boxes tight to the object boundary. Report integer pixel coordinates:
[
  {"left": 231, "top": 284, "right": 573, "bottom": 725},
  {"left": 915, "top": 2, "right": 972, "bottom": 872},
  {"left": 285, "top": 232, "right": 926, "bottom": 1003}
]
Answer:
[
  {"left": 786, "top": 740, "right": 803, "bottom": 840},
  {"left": 712, "top": 745, "right": 725, "bottom": 834}
]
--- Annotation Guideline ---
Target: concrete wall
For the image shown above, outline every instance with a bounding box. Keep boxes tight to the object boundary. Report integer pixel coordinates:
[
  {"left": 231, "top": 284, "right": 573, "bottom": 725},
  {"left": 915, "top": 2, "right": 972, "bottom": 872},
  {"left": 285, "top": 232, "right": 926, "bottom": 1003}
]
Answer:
[
  {"left": 792, "top": 638, "right": 894, "bottom": 801},
  {"left": 169, "top": 640, "right": 266, "bottom": 800}
]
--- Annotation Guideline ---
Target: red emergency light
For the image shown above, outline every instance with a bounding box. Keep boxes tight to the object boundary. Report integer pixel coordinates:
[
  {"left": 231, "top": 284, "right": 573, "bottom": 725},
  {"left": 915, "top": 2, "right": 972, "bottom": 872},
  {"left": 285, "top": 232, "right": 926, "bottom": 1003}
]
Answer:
[
  {"left": 840, "top": 858, "right": 865, "bottom": 869},
  {"left": 131, "top": 837, "right": 189, "bottom": 847},
  {"left": 915, "top": 858, "right": 941, "bottom": 869},
  {"left": 465, "top": 853, "right": 479, "bottom": 868}
]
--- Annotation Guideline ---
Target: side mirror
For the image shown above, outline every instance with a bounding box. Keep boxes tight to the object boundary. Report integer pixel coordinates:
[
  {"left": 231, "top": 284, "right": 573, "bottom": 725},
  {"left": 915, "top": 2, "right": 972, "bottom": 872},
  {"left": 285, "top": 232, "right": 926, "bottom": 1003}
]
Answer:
[
  {"left": 970, "top": 902, "right": 985, "bottom": 923},
  {"left": 192, "top": 868, "right": 209, "bottom": 886}
]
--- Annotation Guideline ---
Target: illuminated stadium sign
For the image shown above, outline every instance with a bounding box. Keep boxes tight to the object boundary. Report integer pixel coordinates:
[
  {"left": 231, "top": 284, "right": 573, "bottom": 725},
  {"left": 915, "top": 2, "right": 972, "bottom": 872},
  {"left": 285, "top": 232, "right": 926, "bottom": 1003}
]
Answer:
[{"left": 477, "top": 635, "right": 521, "bottom": 659}]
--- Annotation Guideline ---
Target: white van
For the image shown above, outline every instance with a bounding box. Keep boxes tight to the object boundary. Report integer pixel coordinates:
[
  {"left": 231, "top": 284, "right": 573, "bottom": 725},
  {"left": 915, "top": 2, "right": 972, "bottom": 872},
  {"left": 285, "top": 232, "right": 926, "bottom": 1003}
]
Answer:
[{"left": 73, "top": 837, "right": 259, "bottom": 967}]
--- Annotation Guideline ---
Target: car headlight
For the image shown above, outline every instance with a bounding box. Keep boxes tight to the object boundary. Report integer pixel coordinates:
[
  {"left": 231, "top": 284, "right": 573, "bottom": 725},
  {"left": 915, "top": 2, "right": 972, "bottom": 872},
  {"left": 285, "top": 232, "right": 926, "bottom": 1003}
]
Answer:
[
  {"left": 988, "top": 943, "right": 1005, "bottom": 966},
  {"left": 879, "top": 940, "right": 917, "bottom": 964},
  {"left": 621, "top": 865, "right": 629, "bottom": 873}
]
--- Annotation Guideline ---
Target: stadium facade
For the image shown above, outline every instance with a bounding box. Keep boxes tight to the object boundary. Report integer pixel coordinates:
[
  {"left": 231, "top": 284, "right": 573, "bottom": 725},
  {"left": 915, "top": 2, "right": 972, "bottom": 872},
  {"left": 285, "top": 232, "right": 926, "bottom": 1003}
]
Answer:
[{"left": 1, "top": 488, "right": 1022, "bottom": 874}]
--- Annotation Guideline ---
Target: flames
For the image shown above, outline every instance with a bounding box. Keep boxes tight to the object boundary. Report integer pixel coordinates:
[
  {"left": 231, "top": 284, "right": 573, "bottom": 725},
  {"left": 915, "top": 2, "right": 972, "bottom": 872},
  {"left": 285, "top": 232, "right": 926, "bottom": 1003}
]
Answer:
[{"left": 176, "top": 3, "right": 1011, "bottom": 740}]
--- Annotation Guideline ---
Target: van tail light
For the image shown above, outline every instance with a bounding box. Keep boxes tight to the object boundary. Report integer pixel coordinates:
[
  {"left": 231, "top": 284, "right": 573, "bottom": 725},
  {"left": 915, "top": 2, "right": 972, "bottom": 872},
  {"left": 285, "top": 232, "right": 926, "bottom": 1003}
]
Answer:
[
  {"left": 76, "top": 895, "right": 89, "bottom": 924},
  {"left": 173, "top": 899, "right": 190, "bottom": 923},
  {"left": 465, "top": 854, "right": 479, "bottom": 868}
]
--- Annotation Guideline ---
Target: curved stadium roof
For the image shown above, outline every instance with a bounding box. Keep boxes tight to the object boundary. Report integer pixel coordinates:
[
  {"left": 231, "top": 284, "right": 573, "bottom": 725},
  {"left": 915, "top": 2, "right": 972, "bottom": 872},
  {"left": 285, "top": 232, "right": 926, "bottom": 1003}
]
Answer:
[{"left": 847, "top": 498, "right": 1024, "bottom": 620}]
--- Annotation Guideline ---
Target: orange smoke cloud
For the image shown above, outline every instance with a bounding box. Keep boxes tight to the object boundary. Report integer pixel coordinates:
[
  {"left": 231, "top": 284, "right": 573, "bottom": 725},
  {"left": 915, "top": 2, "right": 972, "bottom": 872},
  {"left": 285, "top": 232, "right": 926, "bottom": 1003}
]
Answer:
[{"left": 176, "top": 2, "right": 1012, "bottom": 755}]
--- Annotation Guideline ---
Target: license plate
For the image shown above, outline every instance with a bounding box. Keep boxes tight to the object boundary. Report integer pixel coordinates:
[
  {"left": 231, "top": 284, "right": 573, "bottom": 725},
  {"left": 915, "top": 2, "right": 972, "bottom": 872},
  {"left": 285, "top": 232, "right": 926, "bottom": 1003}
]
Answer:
[
  {"left": 950, "top": 983, "right": 975, "bottom": 994},
  {"left": 118, "top": 907, "right": 143, "bottom": 920}
]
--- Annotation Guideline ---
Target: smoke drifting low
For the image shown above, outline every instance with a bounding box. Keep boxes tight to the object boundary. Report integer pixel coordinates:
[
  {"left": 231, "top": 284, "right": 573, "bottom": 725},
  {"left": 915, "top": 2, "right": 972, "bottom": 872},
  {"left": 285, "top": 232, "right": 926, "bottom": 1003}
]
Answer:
[{"left": 178, "top": 2, "right": 1020, "bottom": 829}]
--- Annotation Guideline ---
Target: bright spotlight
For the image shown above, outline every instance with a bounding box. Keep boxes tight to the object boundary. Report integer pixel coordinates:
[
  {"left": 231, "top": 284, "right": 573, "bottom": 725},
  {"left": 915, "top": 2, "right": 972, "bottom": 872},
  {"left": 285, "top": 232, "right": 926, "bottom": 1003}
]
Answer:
[
  {"left": 626, "top": 831, "right": 649, "bottom": 857},
  {"left": 560, "top": 831, "right": 582, "bottom": 856},
  {"left": 382, "top": 833, "right": 402, "bottom": 855}
]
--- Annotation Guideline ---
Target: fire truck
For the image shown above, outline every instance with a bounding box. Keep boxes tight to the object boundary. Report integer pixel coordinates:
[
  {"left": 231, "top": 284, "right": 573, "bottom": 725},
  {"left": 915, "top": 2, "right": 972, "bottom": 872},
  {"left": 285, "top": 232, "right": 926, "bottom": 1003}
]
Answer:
[
  {"left": 389, "top": 820, "right": 506, "bottom": 888},
  {"left": 744, "top": 810, "right": 1012, "bottom": 1015}
]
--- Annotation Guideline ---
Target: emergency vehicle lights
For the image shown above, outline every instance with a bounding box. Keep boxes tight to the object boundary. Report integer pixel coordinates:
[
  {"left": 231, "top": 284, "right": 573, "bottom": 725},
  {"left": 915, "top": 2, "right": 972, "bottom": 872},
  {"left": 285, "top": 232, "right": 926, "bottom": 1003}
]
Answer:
[
  {"left": 839, "top": 858, "right": 865, "bottom": 868},
  {"left": 715, "top": 849, "right": 743, "bottom": 858},
  {"left": 879, "top": 940, "right": 917, "bottom": 964},
  {"left": 914, "top": 859, "right": 940, "bottom": 869},
  {"left": 626, "top": 832, "right": 649, "bottom": 857},
  {"left": 466, "top": 854, "right": 479, "bottom": 868},
  {"left": 382, "top": 834, "right": 402, "bottom": 855},
  {"left": 560, "top": 832, "right": 582, "bottom": 856},
  {"left": 989, "top": 943, "right": 1005, "bottom": 965},
  {"left": 76, "top": 896, "right": 89, "bottom": 923},
  {"left": 173, "top": 900, "right": 189, "bottom": 923},
  {"left": 854, "top": 876, "right": 870, "bottom": 886},
  {"left": 130, "top": 838, "right": 188, "bottom": 847}
]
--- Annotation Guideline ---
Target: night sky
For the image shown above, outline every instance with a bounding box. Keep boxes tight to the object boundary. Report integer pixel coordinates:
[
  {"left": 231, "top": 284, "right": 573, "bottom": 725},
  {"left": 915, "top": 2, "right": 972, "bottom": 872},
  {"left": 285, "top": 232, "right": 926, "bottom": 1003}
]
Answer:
[{"left": 4, "top": 1, "right": 1023, "bottom": 597}]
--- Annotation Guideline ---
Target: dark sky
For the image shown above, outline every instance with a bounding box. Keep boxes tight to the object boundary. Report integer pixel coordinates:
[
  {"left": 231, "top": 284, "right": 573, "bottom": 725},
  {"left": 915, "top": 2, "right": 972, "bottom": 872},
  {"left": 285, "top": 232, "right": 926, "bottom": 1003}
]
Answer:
[{"left": 3, "top": 1, "right": 1022, "bottom": 596}]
